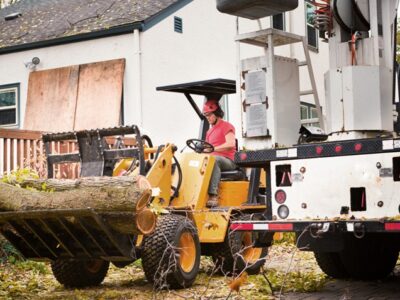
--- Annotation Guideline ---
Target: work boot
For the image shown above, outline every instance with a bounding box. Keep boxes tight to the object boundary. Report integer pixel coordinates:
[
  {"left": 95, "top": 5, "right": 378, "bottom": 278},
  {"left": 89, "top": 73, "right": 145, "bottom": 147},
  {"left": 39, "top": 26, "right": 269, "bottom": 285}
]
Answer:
[{"left": 207, "top": 194, "right": 219, "bottom": 208}]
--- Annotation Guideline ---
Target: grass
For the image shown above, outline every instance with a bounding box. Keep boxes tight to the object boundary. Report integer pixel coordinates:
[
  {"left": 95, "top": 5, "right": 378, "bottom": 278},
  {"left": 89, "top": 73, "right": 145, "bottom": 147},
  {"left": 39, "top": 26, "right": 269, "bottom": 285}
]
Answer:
[{"left": 0, "top": 235, "right": 329, "bottom": 299}]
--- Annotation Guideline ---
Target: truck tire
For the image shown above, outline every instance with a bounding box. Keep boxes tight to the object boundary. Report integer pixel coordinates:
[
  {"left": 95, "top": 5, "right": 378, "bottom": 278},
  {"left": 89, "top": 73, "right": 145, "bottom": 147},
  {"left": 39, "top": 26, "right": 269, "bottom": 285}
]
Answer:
[
  {"left": 142, "top": 214, "right": 200, "bottom": 289},
  {"left": 314, "top": 252, "right": 349, "bottom": 278},
  {"left": 51, "top": 259, "right": 109, "bottom": 288},
  {"left": 212, "top": 215, "right": 269, "bottom": 275},
  {"left": 339, "top": 234, "right": 398, "bottom": 280}
]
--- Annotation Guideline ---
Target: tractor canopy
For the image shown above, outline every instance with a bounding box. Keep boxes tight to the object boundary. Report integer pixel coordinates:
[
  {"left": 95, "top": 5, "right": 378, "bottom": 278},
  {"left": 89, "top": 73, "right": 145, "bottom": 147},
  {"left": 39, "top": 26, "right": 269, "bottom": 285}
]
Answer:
[{"left": 156, "top": 78, "right": 236, "bottom": 140}]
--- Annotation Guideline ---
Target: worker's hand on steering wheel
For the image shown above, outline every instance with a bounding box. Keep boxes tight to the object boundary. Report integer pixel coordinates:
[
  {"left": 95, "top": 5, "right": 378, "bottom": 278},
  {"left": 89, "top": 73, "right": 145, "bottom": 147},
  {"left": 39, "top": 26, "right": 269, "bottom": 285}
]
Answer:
[
  {"left": 202, "top": 147, "right": 213, "bottom": 153},
  {"left": 186, "top": 138, "right": 214, "bottom": 154}
]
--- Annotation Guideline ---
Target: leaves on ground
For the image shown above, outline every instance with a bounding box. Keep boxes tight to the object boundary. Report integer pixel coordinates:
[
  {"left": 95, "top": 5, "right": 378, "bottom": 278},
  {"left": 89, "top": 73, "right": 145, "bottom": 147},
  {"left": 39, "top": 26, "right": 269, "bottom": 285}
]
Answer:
[{"left": 0, "top": 241, "right": 330, "bottom": 300}]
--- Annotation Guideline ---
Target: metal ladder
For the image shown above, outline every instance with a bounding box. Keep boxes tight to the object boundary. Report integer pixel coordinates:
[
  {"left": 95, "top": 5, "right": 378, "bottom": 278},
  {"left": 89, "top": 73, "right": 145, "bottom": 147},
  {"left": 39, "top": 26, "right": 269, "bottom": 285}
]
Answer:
[{"left": 298, "top": 37, "right": 324, "bottom": 131}]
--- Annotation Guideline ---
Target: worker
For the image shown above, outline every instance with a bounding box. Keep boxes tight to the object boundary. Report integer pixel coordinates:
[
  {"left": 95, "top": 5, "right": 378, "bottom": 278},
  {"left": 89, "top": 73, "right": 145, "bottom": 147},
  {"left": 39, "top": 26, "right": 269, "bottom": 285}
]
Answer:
[{"left": 202, "top": 99, "right": 237, "bottom": 207}]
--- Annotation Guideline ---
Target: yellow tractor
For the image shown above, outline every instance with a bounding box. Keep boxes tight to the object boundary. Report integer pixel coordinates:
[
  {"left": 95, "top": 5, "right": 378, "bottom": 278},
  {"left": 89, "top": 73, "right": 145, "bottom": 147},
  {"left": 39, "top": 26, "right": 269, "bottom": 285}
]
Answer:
[
  {"left": 118, "top": 78, "right": 271, "bottom": 288},
  {"left": 0, "top": 79, "right": 271, "bottom": 289}
]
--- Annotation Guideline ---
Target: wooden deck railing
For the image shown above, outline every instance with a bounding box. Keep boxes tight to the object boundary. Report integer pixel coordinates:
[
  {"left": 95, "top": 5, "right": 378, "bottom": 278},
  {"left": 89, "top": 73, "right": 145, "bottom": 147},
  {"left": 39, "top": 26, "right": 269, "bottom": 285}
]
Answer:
[
  {"left": 0, "top": 128, "right": 137, "bottom": 178},
  {"left": 0, "top": 129, "right": 45, "bottom": 176}
]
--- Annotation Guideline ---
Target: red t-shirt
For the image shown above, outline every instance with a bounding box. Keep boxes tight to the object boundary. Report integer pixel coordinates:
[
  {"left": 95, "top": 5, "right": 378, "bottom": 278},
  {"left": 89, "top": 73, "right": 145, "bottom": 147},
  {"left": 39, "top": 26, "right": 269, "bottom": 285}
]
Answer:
[{"left": 206, "top": 119, "right": 235, "bottom": 161}]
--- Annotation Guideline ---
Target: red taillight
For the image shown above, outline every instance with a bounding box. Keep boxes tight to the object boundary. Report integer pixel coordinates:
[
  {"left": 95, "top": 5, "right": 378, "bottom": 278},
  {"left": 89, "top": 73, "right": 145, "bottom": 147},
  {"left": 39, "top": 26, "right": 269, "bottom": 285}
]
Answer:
[
  {"left": 335, "top": 145, "right": 342, "bottom": 153},
  {"left": 275, "top": 189, "right": 287, "bottom": 204},
  {"left": 316, "top": 146, "right": 323, "bottom": 155},
  {"left": 354, "top": 143, "right": 362, "bottom": 152},
  {"left": 385, "top": 223, "right": 400, "bottom": 231}
]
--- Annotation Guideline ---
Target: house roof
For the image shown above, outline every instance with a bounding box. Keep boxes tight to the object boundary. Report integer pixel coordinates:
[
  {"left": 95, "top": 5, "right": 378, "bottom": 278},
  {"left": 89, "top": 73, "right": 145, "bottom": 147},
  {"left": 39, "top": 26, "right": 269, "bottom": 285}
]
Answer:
[{"left": 0, "top": 0, "right": 186, "bottom": 52}]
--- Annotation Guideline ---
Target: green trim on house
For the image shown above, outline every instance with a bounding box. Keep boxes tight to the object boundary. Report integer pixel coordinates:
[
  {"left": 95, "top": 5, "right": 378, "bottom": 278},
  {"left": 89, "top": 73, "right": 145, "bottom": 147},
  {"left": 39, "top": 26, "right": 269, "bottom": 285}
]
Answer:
[{"left": 0, "top": 82, "right": 20, "bottom": 128}]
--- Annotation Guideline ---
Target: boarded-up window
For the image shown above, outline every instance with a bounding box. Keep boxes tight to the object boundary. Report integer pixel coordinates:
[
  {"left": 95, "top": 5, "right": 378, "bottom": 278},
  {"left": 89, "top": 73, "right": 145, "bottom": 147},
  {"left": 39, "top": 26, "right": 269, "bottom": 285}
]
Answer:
[{"left": 24, "top": 59, "right": 125, "bottom": 132}]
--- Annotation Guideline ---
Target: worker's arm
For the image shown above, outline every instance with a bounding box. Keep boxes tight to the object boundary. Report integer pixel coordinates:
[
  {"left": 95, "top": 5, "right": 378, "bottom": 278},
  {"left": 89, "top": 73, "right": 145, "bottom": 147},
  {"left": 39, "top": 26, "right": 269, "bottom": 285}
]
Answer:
[{"left": 212, "top": 131, "right": 236, "bottom": 152}]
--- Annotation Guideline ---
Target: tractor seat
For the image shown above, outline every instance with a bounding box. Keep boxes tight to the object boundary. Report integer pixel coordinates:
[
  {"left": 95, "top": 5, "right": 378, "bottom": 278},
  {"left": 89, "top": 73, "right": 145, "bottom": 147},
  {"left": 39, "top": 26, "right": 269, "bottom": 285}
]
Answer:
[{"left": 221, "top": 168, "right": 246, "bottom": 181}]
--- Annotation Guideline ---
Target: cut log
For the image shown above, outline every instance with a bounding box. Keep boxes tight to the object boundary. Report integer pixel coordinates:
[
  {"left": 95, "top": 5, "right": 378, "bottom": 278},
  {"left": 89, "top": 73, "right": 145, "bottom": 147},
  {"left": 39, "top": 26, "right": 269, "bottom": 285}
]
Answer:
[
  {"left": 104, "top": 208, "right": 157, "bottom": 235},
  {"left": 0, "top": 176, "right": 151, "bottom": 212},
  {"left": 0, "top": 176, "right": 156, "bottom": 235}
]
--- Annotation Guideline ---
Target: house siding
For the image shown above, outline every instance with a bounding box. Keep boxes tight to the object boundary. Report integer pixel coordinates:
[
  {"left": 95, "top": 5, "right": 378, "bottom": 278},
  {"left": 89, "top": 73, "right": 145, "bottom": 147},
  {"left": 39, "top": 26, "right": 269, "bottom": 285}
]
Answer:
[{"left": 0, "top": 0, "right": 330, "bottom": 149}]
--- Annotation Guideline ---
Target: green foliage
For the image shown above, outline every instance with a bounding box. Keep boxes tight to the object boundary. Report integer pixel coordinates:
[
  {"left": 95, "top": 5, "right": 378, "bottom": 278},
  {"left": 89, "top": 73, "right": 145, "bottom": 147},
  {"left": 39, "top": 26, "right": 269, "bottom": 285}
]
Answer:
[
  {"left": 2, "top": 168, "right": 54, "bottom": 192},
  {"left": 2, "top": 168, "right": 39, "bottom": 185},
  {"left": 0, "top": 236, "right": 23, "bottom": 262},
  {"left": 273, "top": 232, "right": 296, "bottom": 245},
  {"left": 133, "top": 258, "right": 142, "bottom": 268},
  {"left": 12, "top": 259, "right": 49, "bottom": 275},
  {"left": 397, "top": 30, "right": 400, "bottom": 62},
  {"left": 397, "top": 19, "right": 400, "bottom": 62}
]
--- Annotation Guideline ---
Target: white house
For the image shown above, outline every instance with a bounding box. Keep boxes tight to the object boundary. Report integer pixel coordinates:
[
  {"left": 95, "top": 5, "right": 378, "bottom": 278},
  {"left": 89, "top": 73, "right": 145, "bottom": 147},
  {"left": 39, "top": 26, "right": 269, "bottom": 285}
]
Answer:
[{"left": 0, "top": 0, "right": 328, "bottom": 149}]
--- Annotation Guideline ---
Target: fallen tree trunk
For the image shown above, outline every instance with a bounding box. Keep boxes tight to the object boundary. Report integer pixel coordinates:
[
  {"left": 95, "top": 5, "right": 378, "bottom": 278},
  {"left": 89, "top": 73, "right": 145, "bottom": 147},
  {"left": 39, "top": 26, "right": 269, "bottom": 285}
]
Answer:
[
  {"left": 0, "top": 176, "right": 151, "bottom": 212},
  {"left": 0, "top": 176, "right": 156, "bottom": 235}
]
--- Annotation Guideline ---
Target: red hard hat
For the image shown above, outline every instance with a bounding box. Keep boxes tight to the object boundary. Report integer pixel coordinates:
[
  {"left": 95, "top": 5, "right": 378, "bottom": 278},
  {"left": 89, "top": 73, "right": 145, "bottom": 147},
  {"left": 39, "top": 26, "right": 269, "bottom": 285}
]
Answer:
[{"left": 203, "top": 99, "right": 219, "bottom": 113}]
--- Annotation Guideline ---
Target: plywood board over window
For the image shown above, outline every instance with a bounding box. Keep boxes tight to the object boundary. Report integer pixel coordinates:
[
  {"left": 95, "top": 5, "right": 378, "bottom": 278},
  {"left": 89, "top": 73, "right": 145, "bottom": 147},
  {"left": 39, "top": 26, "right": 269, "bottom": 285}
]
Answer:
[
  {"left": 74, "top": 59, "right": 125, "bottom": 130},
  {"left": 24, "top": 66, "right": 79, "bottom": 132},
  {"left": 24, "top": 58, "right": 125, "bottom": 132}
]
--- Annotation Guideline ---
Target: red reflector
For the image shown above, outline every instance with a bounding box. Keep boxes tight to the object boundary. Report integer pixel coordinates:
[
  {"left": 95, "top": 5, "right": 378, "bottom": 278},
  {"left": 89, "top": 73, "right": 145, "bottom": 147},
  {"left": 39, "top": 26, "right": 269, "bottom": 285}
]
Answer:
[
  {"left": 269, "top": 223, "right": 293, "bottom": 231},
  {"left": 275, "top": 189, "right": 287, "bottom": 204},
  {"left": 385, "top": 223, "right": 400, "bottom": 231},
  {"left": 230, "top": 223, "right": 253, "bottom": 231},
  {"left": 335, "top": 145, "right": 342, "bottom": 153},
  {"left": 354, "top": 143, "right": 362, "bottom": 152},
  {"left": 240, "top": 153, "right": 247, "bottom": 160},
  {"left": 316, "top": 146, "right": 323, "bottom": 155}
]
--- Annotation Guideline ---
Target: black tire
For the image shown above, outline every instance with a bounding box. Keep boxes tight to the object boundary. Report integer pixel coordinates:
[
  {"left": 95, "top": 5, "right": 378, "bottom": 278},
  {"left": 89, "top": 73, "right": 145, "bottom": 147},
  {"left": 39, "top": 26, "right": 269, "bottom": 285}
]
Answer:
[
  {"left": 314, "top": 252, "right": 349, "bottom": 279},
  {"left": 142, "top": 214, "right": 201, "bottom": 289},
  {"left": 339, "top": 234, "right": 399, "bottom": 280},
  {"left": 212, "top": 215, "right": 269, "bottom": 275},
  {"left": 51, "top": 259, "right": 109, "bottom": 288}
]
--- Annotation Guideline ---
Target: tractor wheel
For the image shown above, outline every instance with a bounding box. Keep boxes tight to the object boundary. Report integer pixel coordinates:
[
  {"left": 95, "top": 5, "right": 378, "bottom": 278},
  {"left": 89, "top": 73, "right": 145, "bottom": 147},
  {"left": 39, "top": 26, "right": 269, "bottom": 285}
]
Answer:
[
  {"left": 51, "top": 259, "right": 109, "bottom": 288},
  {"left": 339, "top": 234, "right": 399, "bottom": 280},
  {"left": 212, "top": 215, "right": 269, "bottom": 275},
  {"left": 314, "top": 252, "right": 348, "bottom": 279},
  {"left": 142, "top": 214, "right": 201, "bottom": 289}
]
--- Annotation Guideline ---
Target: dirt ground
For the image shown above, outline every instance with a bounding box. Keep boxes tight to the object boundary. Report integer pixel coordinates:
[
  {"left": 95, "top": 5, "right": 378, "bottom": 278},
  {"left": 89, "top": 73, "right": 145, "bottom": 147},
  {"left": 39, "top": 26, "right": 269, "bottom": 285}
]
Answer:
[{"left": 1, "top": 244, "right": 399, "bottom": 300}]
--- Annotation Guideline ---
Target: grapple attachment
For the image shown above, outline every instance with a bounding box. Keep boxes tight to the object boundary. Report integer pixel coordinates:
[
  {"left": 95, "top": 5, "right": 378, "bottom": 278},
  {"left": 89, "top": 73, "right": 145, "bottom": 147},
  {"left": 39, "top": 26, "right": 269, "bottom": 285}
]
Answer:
[
  {"left": 42, "top": 125, "right": 146, "bottom": 178},
  {"left": 0, "top": 125, "right": 154, "bottom": 262}
]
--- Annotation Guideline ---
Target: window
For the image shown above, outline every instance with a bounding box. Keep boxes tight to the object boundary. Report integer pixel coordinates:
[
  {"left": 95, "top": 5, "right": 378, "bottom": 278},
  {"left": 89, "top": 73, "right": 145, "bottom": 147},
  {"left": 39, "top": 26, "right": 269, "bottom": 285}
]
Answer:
[
  {"left": 305, "top": 1, "right": 318, "bottom": 50},
  {"left": 272, "top": 13, "right": 285, "bottom": 31},
  {"left": 310, "top": 107, "right": 318, "bottom": 119},
  {"left": 0, "top": 84, "right": 19, "bottom": 127},
  {"left": 174, "top": 16, "right": 183, "bottom": 33},
  {"left": 300, "top": 102, "right": 320, "bottom": 127},
  {"left": 300, "top": 105, "right": 309, "bottom": 120}
]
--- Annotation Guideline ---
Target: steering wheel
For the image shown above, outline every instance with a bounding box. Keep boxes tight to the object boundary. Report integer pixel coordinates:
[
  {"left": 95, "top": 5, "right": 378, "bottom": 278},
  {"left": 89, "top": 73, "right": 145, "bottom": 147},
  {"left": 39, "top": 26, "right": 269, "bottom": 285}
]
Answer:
[{"left": 186, "top": 138, "right": 214, "bottom": 154}]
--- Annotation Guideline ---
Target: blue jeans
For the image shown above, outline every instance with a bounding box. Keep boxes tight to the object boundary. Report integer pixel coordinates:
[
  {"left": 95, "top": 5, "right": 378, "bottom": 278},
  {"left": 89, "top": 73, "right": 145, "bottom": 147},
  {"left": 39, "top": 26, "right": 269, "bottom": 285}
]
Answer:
[{"left": 208, "top": 156, "right": 237, "bottom": 195}]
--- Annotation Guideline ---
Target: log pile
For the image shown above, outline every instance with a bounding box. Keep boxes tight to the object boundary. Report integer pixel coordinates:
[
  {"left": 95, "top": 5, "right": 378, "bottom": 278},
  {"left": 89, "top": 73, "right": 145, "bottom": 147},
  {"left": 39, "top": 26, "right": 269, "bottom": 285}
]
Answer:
[{"left": 0, "top": 175, "right": 156, "bottom": 235}]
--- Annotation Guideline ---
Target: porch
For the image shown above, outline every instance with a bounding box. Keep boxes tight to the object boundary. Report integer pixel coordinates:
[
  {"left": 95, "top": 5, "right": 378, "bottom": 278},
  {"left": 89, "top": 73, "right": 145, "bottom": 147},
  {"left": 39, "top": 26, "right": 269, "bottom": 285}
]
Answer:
[{"left": 0, "top": 129, "right": 135, "bottom": 178}]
